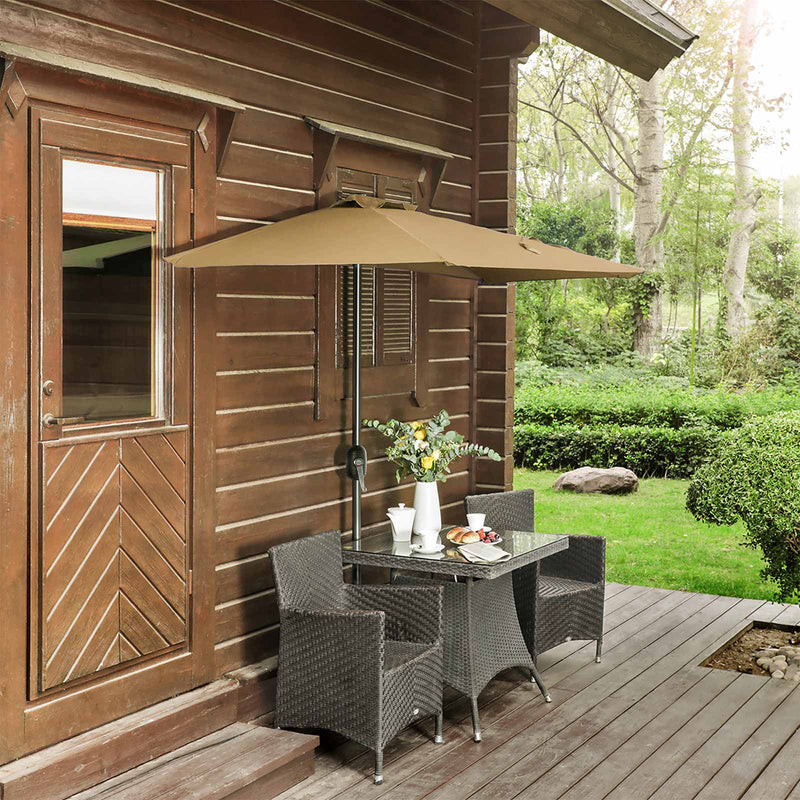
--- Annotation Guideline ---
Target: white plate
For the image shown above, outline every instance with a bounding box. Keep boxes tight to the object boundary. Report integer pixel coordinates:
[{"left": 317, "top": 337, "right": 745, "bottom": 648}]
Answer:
[
  {"left": 459, "top": 536, "right": 502, "bottom": 546},
  {"left": 410, "top": 542, "right": 444, "bottom": 554},
  {"left": 466, "top": 526, "right": 493, "bottom": 533}
]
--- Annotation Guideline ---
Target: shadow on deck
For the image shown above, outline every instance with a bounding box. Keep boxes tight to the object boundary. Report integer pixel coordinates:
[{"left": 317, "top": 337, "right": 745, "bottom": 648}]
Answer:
[{"left": 274, "top": 583, "right": 800, "bottom": 800}]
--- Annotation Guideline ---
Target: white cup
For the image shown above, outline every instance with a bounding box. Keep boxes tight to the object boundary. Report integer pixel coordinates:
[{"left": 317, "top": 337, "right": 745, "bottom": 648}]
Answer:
[
  {"left": 417, "top": 528, "right": 440, "bottom": 550},
  {"left": 467, "top": 513, "right": 486, "bottom": 531}
]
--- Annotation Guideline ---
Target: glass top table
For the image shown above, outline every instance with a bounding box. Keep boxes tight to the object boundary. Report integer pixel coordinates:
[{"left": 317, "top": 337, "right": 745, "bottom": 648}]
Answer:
[
  {"left": 343, "top": 526, "right": 570, "bottom": 742},
  {"left": 342, "top": 528, "right": 568, "bottom": 580}
]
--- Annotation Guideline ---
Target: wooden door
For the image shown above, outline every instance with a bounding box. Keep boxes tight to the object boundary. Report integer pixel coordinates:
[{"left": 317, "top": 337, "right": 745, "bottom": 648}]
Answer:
[{"left": 29, "top": 108, "right": 199, "bottom": 708}]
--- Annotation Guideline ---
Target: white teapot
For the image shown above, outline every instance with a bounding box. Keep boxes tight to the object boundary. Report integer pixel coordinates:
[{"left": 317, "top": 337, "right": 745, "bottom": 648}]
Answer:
[{"left": 386, "top": 502, "right": 416, "bottom": 542}]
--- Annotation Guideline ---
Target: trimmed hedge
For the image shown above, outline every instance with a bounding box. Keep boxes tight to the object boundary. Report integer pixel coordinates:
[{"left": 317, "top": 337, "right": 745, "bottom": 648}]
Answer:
[
  {"left": 513, "top": 423, "right": 722, "bottom": 479},
  {"left": 514, "top": 384, "right": 800, "bottom": 431}
]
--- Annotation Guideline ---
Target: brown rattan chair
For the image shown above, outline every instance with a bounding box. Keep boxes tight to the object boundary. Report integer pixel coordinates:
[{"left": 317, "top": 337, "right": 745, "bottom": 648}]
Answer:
[
  {"left": 269, "top": 529, "right": 445, "bottom": 784},
  {"left": 465, "top": 490, "right": 605, "bottom": 668}
]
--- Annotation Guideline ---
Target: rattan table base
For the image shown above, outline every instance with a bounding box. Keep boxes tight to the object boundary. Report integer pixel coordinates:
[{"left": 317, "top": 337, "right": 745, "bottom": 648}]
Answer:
[{"left": 397, "top": 572, "right": 549, "bottom": 741}]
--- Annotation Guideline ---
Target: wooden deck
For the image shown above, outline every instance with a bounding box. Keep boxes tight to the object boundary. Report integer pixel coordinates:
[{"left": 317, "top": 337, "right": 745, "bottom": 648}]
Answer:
[{"left": 275, "top": 583, "right": 800, "bottom": 800}]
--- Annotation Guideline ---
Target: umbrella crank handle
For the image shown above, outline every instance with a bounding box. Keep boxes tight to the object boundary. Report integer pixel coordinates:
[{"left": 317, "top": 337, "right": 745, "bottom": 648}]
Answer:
[{"left": 346, "top": 445, "right": 367, "bottom": 492}]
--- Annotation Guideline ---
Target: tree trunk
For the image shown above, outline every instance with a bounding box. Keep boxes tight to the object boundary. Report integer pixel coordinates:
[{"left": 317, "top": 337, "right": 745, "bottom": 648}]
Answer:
[
  {"left": 606, "top": 67, "right": 622, "bottom": 261},
  {"left": 633, "top": 69, "right": 665, "bottom": 356},
  {"left": 553, "top": 120, "right": 566, "bottom": 203},
  {"left": 723, "top": 0, "right": 760, "bottom": 339}
]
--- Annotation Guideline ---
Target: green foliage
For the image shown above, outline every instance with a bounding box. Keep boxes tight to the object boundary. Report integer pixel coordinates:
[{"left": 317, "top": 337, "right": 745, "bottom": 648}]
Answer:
[
  {"left": 514, "top": 422, "right": 719, "bottom": 479},
  {"left": 517, "top": 200, "right": 619, "bottom": 257},
  {"left": 514, "top": 381, "right": 800, "bottom": 430},
  {"left": 687, "top": 412, "right": 800, "bottom": 601},
  {"left": 628, "top": 271, "right": 664, "bottom": 323},
  {"left": 363, "top": 409, "right": 500, "bottom": 484},
  {"left": 515, "top": 201, "right": 633, "bottom": 365},
  {"left": 747, "top": 223, "right": 800, "bottom": 301}
]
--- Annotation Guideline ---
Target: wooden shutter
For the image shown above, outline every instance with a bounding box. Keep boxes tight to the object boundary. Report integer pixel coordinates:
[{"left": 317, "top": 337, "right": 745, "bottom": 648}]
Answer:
[
  {"left": 339, "top": 264, "right": 376, "bottom": 365},
  {"left": 336, "top": 169, "right": 415, "bottom": 367},
  {"left": 337, "top": 169, "right": 376, "bottom": 367},
  {"left": 378, "top": 176, "right": 415, "bottom": 364}
]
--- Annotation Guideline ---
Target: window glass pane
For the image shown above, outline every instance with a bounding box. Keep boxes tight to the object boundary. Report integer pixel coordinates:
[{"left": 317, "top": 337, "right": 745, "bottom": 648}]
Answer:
[
  {"left": 61, "top": 160, "right": 160, "bottom": 423},
  {"left": 63, "top": 160, "right": 158, "bottom": 219}
]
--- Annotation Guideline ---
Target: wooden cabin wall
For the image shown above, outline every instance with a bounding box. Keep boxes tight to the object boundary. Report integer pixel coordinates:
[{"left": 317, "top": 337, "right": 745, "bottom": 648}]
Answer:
[{"left": 0, "top": 0, "right": 532, "bottom": 676}]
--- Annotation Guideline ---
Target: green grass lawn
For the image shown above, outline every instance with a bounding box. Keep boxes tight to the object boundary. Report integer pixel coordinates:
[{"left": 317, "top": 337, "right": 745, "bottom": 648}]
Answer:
[{"left": 514, "top": 469, "right": 774, "bottom": 601}]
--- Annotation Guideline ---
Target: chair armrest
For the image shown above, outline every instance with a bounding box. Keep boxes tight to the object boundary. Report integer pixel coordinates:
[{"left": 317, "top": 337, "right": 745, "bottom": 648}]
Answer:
[
  {"left": 540, "top": 534, "right": 605, "bottom": 584},
  {"left": 344, "top": 585, "right": 443, "bottom": 644},
  {"left": 278, "top": 606, "right": 385, "bottom": 688}
]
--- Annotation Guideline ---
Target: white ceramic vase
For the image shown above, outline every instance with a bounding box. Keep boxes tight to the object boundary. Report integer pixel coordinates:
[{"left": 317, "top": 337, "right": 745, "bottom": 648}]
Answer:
[{"left": 412, "top": 480, "right": 441, "bottom": 534}]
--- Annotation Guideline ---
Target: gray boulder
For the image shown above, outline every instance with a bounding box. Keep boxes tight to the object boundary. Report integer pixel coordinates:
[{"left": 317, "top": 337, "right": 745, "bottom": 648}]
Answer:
[{"left": 553, "top": 467, "right": 639, "bottom": 494}]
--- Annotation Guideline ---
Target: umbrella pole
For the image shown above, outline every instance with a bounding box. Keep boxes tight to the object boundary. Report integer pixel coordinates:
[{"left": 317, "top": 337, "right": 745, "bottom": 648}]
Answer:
[{"left": 349, "top": 263, "right": 366, "bottom": 584}]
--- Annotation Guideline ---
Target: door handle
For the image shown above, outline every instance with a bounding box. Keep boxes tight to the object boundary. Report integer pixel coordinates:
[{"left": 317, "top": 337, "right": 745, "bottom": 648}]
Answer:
[{"left": 42, "top": 413, "right": 86, "bottom": 427}]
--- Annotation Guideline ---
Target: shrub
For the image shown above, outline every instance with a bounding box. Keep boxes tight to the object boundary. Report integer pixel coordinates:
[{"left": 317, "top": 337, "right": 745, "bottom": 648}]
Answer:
[
  {"left": 687, "top": 412, "right": 800, "bottom": 601},
  {"left": 514, "top": 382, "right": 800, "bottom": 431},
  {"left": 514, "top": 423, "right": 720, "bottom": 479}
]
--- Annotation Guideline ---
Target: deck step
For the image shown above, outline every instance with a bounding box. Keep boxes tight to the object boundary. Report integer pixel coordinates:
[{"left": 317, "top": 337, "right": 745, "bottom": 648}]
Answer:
[
  {"left": 0, "top": 680, "right": 241, "bottom": 800},
  {"left": 68, "top": 723, "right": 317, "bottom": 800}
]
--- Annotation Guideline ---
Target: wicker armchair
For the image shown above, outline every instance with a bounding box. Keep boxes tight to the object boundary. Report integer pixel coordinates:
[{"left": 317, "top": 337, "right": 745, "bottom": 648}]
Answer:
[
  {"left": 269, "top": 529, "right": 445, "bottom": 784},
  {"left": 465, "top": 489, "right": 605, "bottom": 665}
]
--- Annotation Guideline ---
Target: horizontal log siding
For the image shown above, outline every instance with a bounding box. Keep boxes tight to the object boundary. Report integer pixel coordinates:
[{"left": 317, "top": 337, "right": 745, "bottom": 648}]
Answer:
[
  {"left": 3, "top": 0, "right": 524, "bottom": 674},
  {"left": 473, "top": 8, "right": 526, "bottom": 492}
]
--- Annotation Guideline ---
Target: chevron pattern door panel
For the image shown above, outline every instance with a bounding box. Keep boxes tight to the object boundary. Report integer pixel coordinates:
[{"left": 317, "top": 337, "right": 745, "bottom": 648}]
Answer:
[{"left": 39, "top": 432, "right": 187, "bottom": 691}]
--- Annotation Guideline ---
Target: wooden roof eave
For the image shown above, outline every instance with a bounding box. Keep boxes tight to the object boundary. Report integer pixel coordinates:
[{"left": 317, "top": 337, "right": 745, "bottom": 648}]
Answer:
[
  {"left": 0, "top": 41, "right": 247, "bottom": 170},
  {"left": 484, "top": 0, "right": 697, "bottom": 79}
]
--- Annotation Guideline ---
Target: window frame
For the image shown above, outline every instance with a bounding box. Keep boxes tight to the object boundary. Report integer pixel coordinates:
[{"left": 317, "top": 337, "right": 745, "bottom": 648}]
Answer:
[{"left": 33, "top": 106, "right": 193, "bottom": 443}]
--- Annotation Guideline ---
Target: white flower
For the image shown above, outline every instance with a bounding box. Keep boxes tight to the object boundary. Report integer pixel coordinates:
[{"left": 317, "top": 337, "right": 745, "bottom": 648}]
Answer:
[{"left": 414, "top": 439, "right": 429, "bottom": 451}]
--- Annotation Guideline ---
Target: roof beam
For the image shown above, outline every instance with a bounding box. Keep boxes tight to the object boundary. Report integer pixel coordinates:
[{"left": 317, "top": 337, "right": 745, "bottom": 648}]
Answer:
[{"left": 484, "top": 0, "right": 696, "bottom": 79}]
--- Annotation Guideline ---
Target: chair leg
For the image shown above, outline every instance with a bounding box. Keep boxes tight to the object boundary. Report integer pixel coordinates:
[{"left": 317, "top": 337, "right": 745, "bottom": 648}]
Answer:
[
  {"left": 374, "top": 750, "right": 383, "bottom": 785},
  {"left": 529, "top": 664, "right": 552, "bottom": 703},
  {"left": 434, "top": 710, "right": 444, "bottom": 744},
  {"left": 596, "top": 638, "right": 603, "bottom": 663},
  {"left": 470, "top": 697, "right": 482, "bottom": 742}
]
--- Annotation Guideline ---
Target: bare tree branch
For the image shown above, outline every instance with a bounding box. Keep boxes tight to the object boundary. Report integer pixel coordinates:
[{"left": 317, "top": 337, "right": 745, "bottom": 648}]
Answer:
[
  {"left": 518, "top": 98, "right": 637, "bottom": 194},
  {"left": 656, "top": 56, "right": 735, "bottom": 236}
]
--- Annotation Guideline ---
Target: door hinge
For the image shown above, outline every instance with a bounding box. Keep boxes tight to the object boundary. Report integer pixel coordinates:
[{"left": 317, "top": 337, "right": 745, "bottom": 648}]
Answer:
[
  {"left": 188, "top": 569, "right": 193, "bottom": 595},
  {"left": 190, "top": 188, "right": 195, "bottom": 214}
]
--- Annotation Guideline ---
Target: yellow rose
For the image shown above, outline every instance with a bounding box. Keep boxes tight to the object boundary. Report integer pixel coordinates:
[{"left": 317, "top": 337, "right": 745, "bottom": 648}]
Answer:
[
  {"left": 432, "top": 449, "right": 441, "bottom": 461},
  {"left": 414, "top": 428, "right": 427, "bottom": 440},
  {"left": 410, "top": 421, "right": 423, "bottom": 430},
  {"left": 421, "top": 455, "right": 434, "bottom": 470}
]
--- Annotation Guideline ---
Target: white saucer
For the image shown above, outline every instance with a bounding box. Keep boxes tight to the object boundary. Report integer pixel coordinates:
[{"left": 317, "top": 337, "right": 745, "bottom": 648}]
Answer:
[
  {"left": 410, "top": 542, "right": 444, "bottom": 554},
  {"left": 467, "top": 526, "right": 493, "bottom": 533}
]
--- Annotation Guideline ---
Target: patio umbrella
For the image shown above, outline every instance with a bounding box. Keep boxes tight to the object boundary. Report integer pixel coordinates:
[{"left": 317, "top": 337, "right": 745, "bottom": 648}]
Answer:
[{"left": 167, "top": 195, "right": 641, "bottom": 575}]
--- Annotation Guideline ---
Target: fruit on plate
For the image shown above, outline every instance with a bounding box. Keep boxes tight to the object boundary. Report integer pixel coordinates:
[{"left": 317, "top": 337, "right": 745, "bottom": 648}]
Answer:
[
  {"left": 477, "top": 528, "right": 501, "bottom": 543},
  {"left": 446, "top": 527, "right": 480, "bottom": 544}
]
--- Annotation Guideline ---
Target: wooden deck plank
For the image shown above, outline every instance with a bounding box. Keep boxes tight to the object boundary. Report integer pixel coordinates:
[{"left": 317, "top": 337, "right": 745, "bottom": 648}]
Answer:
[
  {"left": 604, "top": 673, "right": 765, "bottom": 800},
  {"left": 649, "top": 678, "right": 797, "bottom": 800},
  {"left": 405, "top": 594, "right": 732, "bottom": 800},
  {"left": 334, "top": 690, "right": 573, "bottom": 800},
  {"left": 272, "top": 586, "right": 800, "bottom": 800},
  {"left": 463, "top": 668, "right": 719, "bottom": 800},
  {"left": 693, "top": 678, "right": 800, "bottom": 800},
  {"left": 558, "top": 672, "right": 762, "bottom": 800},
  {"left": 740, "top": 728, "right": 800, "bottom": 800}
]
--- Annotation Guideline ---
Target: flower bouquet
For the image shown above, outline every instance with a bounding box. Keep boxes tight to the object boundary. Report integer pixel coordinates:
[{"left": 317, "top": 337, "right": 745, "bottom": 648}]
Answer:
[{"left": 363, "top": 409, "right": 501, "bottom": 533}]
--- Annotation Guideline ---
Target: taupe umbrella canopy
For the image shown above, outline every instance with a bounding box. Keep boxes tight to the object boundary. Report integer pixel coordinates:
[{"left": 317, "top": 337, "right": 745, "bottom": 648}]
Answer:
[
  {"left": 166, "top": 195, "right": 640, "bottom": 576},
  {"left": 166, "top": 195, "right": 641, "bottom": 281}
]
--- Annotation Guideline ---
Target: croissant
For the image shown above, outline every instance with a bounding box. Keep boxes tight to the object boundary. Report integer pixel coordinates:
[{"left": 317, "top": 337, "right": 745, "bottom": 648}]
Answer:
[{"left": 446, "top": 527, "right": 480, "bottom": 544}]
